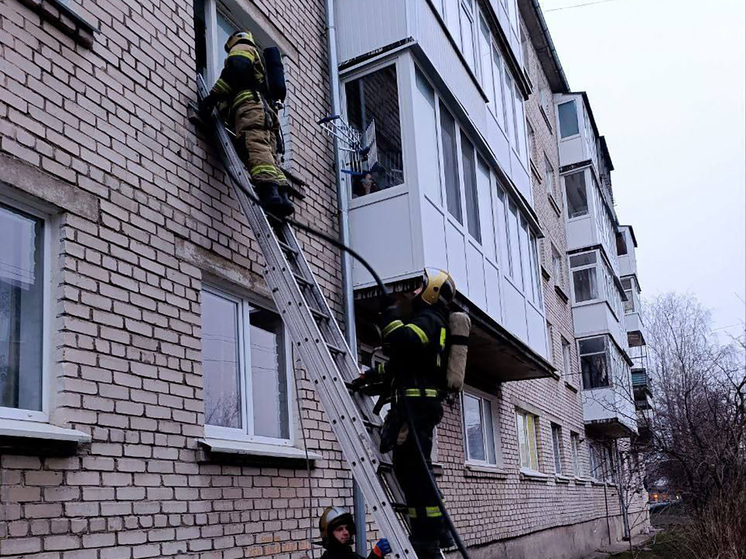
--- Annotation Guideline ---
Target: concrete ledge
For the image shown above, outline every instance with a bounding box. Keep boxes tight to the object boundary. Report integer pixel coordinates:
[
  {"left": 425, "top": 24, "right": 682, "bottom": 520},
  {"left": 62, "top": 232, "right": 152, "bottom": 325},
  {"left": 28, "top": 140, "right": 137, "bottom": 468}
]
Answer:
[
  {"left": 0, "top": 418, "right": 90, "bottom": 457},
  {"left": 0, "top": 153, "right": 99, "bottom": 221},
  {"left": 199, "top": 438, "right": 322, "bottom": 462},
  {"left": 520, "top": 468, "right": 550, "bottom": 482}
]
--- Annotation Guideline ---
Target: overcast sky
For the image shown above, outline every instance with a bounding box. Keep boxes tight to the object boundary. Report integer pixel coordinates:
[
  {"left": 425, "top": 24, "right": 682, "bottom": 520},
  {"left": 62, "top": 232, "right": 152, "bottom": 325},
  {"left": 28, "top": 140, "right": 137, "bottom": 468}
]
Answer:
[{"left": 541, "top": 0, "right": 746, "bottom": 338}]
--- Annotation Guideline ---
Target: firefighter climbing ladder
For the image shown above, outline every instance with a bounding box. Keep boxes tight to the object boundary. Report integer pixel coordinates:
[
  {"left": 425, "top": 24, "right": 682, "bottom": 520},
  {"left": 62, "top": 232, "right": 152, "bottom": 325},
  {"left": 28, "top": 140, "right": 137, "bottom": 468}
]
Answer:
[{"left": 196, "top": 75, "right": 421, "bottom": 559}]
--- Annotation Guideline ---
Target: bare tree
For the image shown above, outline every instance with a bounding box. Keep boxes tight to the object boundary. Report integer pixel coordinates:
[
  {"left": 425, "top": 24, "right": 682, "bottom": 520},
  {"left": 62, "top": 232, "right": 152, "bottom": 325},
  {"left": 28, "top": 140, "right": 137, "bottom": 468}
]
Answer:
[{"left": 643, "top": 293, "right": 745, "bottom": 559}]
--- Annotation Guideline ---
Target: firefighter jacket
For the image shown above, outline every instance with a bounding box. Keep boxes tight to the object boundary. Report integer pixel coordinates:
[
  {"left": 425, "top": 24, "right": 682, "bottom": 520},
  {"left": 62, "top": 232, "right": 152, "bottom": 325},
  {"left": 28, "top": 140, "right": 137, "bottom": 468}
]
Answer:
[
  {"left": 375, "top": 302, "right": 450, "bottom": 396},
  {"left": 209, "top": 42, "right": 268, "bottom": 118}
]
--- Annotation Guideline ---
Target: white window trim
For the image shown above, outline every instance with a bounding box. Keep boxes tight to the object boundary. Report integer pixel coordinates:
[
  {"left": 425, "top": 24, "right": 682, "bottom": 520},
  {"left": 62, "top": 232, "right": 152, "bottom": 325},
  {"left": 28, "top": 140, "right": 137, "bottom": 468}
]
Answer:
[
  {"left": 0, "top": 197, "right": 53, "bottom": 424},
  {"left": 462, "top": 386, "right": 502, "bottom": 468},
  {"left": 202, "top": 284, "right": 295, "bottom": 448}
]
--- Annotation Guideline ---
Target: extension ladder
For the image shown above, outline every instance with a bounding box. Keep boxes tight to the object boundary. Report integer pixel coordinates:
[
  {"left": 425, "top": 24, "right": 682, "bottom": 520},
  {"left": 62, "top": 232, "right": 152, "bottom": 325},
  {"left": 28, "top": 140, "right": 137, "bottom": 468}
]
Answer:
[{"left": 196, "top": 76, "right": 420, "bottom": 558}]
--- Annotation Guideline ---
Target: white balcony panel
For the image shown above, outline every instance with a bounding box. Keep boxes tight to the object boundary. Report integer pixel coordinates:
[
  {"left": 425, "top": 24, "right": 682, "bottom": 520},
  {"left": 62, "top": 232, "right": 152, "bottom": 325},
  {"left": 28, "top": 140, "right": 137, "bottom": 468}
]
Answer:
[
  {"left": 466, "top": 242, "right": 487, "bottom": 310},
  {"left": 485, "top": 261, "right": 501, "bottom": 322},
  {"left": 502, "top": 278, "right": 528, "bottom": 343},
  {"left": 422, "top": 200, "right": 449, "bottom": 274},
  {"left": 335, "top": 0, "right": 408, "bottom": 63},
  {"left": 445, "top": 220, "right": 468, "bottom": 298},
  {"left": 559, "top": 136, "right": 585, "bottom": 167},
  {"left": 485, "top": 115, "right": 512, "bottom": 179},
  {"left": 566, "top": 215, "right": 597, "bottom": 253},
  {"left": 510, "top": 150, "right": 531, "bottom": 202},
  {"left": 350, "top": 192, "right": 415, "bottom": 286},
  {"left": 625, "top": 312, "right": 647, "bottom": 344},
  {"left": 526, "top": 302, "right": 547, "bottom": 359},
  {"left": 583, "top": 387, "right": 638, "bottom": 435},
  {"left": 618, "top": 253, "right": 637, "bottom": 278},
  {"left": 572, "top": 302, "right": 626, "bottom": 352}
]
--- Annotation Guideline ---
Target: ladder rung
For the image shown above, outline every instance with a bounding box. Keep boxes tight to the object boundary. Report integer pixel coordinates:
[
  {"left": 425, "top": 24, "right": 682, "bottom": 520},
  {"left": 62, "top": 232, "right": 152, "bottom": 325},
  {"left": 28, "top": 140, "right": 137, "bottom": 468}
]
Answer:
[
  {"left": 325, "top": 342, "right": 346, "bottom": 355},
  {"left": 309, "top": 307, "right": 330, "bottom": 321},
  {"left": 277, "top": 239, "right": 298, "bottom": 256},
  {"left": 293, "top": 272, "right": 312, "bottom": 287}
]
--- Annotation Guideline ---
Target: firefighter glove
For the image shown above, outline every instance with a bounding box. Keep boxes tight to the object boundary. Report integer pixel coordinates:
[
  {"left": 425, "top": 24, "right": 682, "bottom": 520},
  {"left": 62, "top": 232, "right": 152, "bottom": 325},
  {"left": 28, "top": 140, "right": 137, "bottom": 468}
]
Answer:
[{"left": 373, "top": 538, "right": 391, "bottom": 557}]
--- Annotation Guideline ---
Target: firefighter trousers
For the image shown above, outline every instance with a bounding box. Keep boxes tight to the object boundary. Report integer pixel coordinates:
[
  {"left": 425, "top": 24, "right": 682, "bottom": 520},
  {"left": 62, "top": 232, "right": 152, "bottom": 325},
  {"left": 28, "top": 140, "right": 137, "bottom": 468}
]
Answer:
[
  {"left": 233, "top": 97, "right": 287, "bottom": 187},
  {"left": 393, "top": 397, "right": 444, "bottom": 552}
]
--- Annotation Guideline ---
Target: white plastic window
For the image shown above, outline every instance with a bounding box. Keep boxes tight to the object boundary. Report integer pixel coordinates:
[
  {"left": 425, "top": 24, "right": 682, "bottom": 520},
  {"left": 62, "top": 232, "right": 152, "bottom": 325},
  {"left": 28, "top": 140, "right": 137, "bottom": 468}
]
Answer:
[
  {"left": 462, "top": 391, "right": 498, "bottom": 466},
  {"left": 0, "top": 202, "right": 48, "bottom": 422},
  {"left": 201, "top": 287, "right": 293, "bottom": 445},
  {"left": 516, "top": 409, "right": 539, "bottom": 471}
]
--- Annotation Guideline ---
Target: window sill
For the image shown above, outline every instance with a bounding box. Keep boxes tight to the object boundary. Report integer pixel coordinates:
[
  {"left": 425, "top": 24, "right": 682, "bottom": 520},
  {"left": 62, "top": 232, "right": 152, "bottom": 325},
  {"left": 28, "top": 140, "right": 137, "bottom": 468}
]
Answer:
[
  {"left": 554, "top": 284, "right": 570, "bottom": 303},
  {"left": 548, "top": 192, "right": 562, "bottom": 216},
  {"left": 539, "top": 105, "right": 554, "bottom": 134},
  {"left": 464, "top": 463, "right": 508, "bottom": 480},
  {"left": 520, "top": 468, "right": 549, "bottom": 482},
  {"left": 0, "top": 418, "right": 90, "bottom": 456},
  {"left": 16, "top": 0, "right": 97, "bottom": 48},
  {"left": 198, "top": 438, "right": 322, "bottom": 466},
  {"left": 555, "top": 474, "right": 573, "bottom": 484}
]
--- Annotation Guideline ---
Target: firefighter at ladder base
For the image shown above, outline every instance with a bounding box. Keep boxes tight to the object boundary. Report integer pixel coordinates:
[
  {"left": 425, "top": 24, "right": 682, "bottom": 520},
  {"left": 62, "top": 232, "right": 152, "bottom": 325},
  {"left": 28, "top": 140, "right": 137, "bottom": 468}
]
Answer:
[
  {"left": 319, "top": 507, "right": 391, "bottom": 559},
  {"left": 200, "top": 31, "right": 294, "bottom": 217},
  {"left": 353, "top": 268, "right": 459, "bottom": 559}
]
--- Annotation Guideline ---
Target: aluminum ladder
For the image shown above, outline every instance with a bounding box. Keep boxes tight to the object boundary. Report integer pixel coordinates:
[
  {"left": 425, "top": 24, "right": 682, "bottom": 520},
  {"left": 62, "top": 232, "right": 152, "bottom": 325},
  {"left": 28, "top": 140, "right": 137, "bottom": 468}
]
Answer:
[{"left": 196, "top": 75, "right": 423, "bottom": 558}]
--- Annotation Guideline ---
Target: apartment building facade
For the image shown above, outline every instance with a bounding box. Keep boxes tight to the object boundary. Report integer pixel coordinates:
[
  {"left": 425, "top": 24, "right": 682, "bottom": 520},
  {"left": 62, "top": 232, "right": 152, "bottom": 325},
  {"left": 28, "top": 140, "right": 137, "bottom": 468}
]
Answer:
[
  {"left": 0, "top": 0, "right": 351, "bottom": 557},
  {"left": 0, "top": 1, "right": 649, "bottom": 559}
]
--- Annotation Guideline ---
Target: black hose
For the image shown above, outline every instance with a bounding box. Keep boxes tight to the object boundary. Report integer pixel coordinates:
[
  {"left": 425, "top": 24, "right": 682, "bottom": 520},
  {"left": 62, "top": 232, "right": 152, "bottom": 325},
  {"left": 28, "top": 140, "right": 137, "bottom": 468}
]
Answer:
[
  {"left": 219, "top": 162, "right": 391, "bottom": 304},
  {"left": 401, "top": 396, "right": 471, "bottom": 559}
]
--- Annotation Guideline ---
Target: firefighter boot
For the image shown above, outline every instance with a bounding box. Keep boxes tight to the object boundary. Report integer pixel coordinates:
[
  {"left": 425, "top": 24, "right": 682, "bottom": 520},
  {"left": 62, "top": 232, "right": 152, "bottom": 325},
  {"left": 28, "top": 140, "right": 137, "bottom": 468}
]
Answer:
[
  {"left": 277, "top": 185, "right": 295, "bottom": 218},
  {"left": 439, "top": 525, "right": 455, "bottom": 549},
  {"left": 255, "top": 182, "right": 287, "bottom": 217}
]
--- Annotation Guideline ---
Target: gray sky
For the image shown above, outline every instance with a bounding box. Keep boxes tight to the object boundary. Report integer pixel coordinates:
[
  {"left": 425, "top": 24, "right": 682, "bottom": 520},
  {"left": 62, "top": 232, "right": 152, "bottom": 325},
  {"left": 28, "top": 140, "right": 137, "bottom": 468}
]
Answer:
[{"left": 542, "top": 0, "right": 746, "bottom": 338}]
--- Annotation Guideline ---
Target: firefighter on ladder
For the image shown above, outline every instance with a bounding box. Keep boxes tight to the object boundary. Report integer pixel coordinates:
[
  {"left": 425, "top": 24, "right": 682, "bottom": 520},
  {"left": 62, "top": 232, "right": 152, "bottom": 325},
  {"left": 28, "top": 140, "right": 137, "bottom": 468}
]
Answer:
[
  {"left": 200, "top": 31, "right": 294, "bottom": 217},
  {"left": 353, "top": 268, "right": 458, "bottom": 559},
  {"left": 319, "top": 506, "right": 391, "bottom": 559}
]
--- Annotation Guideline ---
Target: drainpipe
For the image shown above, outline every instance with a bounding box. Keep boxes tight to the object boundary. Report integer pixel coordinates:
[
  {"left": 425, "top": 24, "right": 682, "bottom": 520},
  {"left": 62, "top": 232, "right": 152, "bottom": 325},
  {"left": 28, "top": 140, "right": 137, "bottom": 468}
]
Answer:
[{"left": 323, "top": 0, "right": 367, "bottom": 555}]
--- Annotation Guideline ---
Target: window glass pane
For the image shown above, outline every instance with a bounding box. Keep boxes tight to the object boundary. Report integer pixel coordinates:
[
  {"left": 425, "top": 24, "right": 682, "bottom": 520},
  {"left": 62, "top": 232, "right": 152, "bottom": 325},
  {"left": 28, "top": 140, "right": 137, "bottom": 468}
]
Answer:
[
  {"left": 0, "top": 205, "right": 44, "bottom": 412},
  {"left": 514, "top": 84, "right": 525, "bottom": 157},
  {"left": 565, "top": 171, "right": 588, "bottom": 218},
  {"left": 508, "top": 202, "right": 522, "bottom": 288},
  {"left": 569, "top": 251, "right": 596, "bottom": 268},
  {"left": 530, "top": 233, "right": 541, "bottom": 304},
  {"left": 573, "top": 268, "right": 597, "bottom": 302},
  {"left": 526, "top": 414, "right": 538, "bottom": 469},
  {"left": 345, "top": 66, "right": 404, "bottom": 193},
  {"left": 516, "top": 412, "right": 527, "bottom": 468},
  {"left": 616, "top": 232, "right": 628, "bottom": 255},
  {"left": 504, "top": 71, "right": 515, "bottom": 148},
  {"left": 479, "top": 19, "right": 493, "bottom": 103},
  {"left": 415, "top": 71, "right": 441, "bottom": 204},
  {"left": 464, "top": 394, "right": 485, "bottom": 461},
  {"left": 579, "top": 336, "right": 606, "bottom": 354},
  {"left": 250, "top": 309, "right": 289, "bottom": 439},
  {"left": 582, "top": 353, "right": 609, "bottom": 389},
  {"left": 519, "top": 218, "right": 531, "bottom": 299},
  {"left": 215, "top": 11, "right": 238, "bottom": 70},
  {"left": 562, "top": 338, "right": 571, "bottom": 375},
  {"left": 440, "top": 106, "right": 462, "bottom": 222},
  {"left": 545, "top": 157, "right": 554, "bottom": 194},
  {"left": 558, "top": 100, "right": 579, "bottom": 137},
  {"left": 483, "top": 399, "right": 496, "bottom": 464},
  {"left": 571, "top": 434, "right": 580, "bottom": 476},
  {"left": 460, "top": 7, "right": 475, "bottom": 70},
  {"left": 461, "top": 133, "right": 481, "bottom": 242},
  {"left": 552, "top": 425, "right": 562, "bottom": 474},
  {"left": 202, "top": 291, "right": 242, "bottom": 429},
  {"left": 477, "top": 158, "right": 495, "bottom": 260},
  {"left": 492, "top": 48, "right": 505, "bottom": 130},
  {"left": 495, "top": 185, "right": 509, "bottom": 270}
]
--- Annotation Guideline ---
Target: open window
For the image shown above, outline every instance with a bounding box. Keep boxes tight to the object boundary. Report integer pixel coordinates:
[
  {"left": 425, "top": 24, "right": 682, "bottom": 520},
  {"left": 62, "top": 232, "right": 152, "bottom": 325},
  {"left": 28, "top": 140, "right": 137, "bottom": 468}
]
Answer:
[
  {"left": 345, "top": 66, "right": 405, "bottom": 196},
  {"left": 579, "top": 336, "right": 609, "bottom": 389},
  {"left": 564, "top": 170, "right": 588, "bottom": 218}
]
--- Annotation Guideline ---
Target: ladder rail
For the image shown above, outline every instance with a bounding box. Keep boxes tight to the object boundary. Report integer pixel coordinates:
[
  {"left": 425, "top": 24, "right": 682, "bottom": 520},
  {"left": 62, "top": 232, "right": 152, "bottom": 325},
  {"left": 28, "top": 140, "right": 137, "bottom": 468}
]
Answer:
[{"left": 196, "top": 76, "right": 417, "bottom": 559}]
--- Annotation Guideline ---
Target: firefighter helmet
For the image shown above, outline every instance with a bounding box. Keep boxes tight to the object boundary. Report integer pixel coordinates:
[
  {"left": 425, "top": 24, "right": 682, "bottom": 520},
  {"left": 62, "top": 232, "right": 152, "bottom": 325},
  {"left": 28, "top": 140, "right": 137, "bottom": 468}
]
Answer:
[
  {"left": 224, "top": 31, "right": 256, "bottom": 52},
  {"left": 419, "top": 268, "right": 456, "bottom": 306},
  {"left": 319, "top": 506, "right": 355, "bottom": 546}
]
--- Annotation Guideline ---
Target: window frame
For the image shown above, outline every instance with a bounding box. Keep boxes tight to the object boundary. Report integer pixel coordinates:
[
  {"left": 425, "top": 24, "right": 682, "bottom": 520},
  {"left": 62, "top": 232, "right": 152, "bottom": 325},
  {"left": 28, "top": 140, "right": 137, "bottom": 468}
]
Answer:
[
  {"left": 0, "top": 198, "right": 52, "bottom": 424},
  {"left": 570, "top": 432, "right": 581, "bottom": 477},
  {"left": 551, "top": 423, "right": 563, "bottom": 475},
  {"left": 561, "top": 337, "right": 572, "bottom": 378},
  {"left": 461, "top": 387, "right": 501, "bottom": 468},
  {"left": 579, "top": 335, "right": 610, "bottom": 390},
  {"left": 201, "top": 284, "right": 295, "bottom": 447},
  {"left": 516, "top": 409, "right": 540, "bottom": 472}
]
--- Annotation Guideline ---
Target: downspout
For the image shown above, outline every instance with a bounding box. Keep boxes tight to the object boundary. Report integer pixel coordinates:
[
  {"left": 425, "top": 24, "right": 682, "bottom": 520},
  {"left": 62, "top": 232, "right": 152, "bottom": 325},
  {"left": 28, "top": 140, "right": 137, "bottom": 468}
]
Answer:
[{"left": 323, "top": 0, "right": 367, "bottom": 554}]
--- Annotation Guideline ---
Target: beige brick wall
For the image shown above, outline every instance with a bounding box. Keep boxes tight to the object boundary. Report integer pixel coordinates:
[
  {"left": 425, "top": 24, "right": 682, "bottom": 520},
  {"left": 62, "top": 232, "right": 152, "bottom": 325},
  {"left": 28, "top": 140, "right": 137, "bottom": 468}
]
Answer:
[{"left": 0, "top": 0, "right": 347, "bottom": 557}]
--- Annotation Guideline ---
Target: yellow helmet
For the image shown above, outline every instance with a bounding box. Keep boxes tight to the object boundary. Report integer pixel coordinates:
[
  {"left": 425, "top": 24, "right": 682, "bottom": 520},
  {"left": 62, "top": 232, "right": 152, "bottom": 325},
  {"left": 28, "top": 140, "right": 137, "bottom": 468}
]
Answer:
[
  {"left": 319, "top": 506, "right": 355, "bottom": 547},
  {"left": 420, "top": 268, "right": 456, "bottom": 306},
  {"left": 224, "top": 31, "right": 255, "bottom": 52}
]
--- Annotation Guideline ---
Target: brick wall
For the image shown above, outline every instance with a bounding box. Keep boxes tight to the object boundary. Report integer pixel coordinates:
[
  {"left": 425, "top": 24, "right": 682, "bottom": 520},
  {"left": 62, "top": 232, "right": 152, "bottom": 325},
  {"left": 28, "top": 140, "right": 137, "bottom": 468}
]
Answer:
[{"left": 0, "top": 0, "right": 348, "bottom": 557}]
